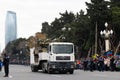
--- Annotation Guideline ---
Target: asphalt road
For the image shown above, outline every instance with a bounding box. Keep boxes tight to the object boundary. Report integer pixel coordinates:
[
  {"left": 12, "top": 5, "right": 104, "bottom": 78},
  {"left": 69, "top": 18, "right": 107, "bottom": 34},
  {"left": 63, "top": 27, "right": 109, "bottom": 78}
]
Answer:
[{"left": 0, "top": 65, "right": 119, "bottom": 80}]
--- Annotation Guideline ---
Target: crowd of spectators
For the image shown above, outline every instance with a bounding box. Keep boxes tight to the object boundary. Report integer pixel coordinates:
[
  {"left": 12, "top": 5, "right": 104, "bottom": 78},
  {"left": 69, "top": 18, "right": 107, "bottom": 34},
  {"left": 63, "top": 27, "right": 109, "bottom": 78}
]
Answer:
[{"left": 75, "top": 55, "right": 120, "bottom": 72}]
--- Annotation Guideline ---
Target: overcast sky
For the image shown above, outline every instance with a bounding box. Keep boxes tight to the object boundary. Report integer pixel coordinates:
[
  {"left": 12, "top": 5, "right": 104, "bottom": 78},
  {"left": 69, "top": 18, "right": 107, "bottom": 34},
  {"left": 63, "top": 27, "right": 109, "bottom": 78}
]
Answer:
[{"left": 0, "top": 0, "right": 90, "bottom": 52}]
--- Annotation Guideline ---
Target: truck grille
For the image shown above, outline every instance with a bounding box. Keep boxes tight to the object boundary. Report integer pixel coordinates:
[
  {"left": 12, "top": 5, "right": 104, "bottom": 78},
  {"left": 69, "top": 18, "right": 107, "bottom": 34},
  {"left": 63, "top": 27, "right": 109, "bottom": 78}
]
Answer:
[{"left": 56, "top": 56, "right": 70, "bottom": 60}]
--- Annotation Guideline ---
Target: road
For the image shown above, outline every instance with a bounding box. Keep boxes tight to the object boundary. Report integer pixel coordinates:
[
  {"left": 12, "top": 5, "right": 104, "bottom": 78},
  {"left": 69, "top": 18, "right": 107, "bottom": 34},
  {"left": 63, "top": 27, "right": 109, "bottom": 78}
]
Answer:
[{"left": 0, "top": 65, "right": 119, "bottom": 80}]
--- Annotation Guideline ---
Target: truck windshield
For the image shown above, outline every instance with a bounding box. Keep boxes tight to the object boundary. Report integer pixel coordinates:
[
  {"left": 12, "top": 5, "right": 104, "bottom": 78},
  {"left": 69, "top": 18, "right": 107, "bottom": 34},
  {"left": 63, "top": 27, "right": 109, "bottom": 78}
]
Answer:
[{"left": 52, "top": 44, "right": 73, "bottom": 54}]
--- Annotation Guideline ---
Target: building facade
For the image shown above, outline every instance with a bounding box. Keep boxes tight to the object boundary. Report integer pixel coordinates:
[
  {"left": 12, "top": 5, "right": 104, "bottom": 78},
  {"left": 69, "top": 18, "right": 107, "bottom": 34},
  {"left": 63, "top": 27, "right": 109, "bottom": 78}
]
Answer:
[{"left": 5, "top": 11, "right": 17, "bottom": 46}]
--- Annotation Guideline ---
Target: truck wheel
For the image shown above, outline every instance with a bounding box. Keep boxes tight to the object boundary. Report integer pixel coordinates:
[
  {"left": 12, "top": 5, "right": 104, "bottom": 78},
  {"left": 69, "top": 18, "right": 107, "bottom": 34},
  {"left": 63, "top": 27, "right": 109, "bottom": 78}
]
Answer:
[
  {"left": 48, "top": 69, "right": 52, "bottom": 74},
  {"left": 31, "top": 66, "right": 38, "bottom": 72},
  {"left": 42, "top": 63, "right": 47, "bottom": 73},
  {"left": 47, "top": 66, "right": 52, "bottom": 74},
  {"left": 69, "top": 70, "right": 74, "bottom": 74}
]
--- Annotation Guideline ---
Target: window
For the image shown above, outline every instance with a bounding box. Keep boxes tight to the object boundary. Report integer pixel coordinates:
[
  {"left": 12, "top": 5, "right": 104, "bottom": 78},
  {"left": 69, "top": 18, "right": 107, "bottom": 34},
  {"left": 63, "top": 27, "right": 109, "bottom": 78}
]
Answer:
[{"left": 52, "top": 44, "right": 73, "bottom": 54}]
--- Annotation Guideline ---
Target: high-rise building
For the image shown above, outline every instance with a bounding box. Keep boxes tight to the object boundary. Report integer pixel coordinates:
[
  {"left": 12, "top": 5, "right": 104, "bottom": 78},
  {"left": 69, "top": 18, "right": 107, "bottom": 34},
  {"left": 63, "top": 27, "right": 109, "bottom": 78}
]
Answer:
[
  {"left": 5, "top": 11, "right": 17, "bottom": 46},
  {"left": 0, "top": 44, "right": 1, "bottom": 55}
]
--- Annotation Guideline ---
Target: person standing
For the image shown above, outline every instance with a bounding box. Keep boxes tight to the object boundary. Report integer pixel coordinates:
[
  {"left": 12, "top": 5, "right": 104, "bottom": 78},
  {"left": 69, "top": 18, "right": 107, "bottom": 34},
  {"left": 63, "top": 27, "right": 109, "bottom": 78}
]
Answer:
[
  {"left": 110, "top": 56, "right": 115, "bottom": 71},
  {"left": 98, "top": 56, "right": 104, "bottom": 71},
  {"left": 3, "top": 53, "right": 10, "bottom": 77},
  {"left": 83, "top": 58, "right": 88, "bottom": 71},
  {"left": 89, "top": 58, "right": 94, "bottom": 72},
  {"left": 0, "top": 59, "right": 3, "bottom": 71}
]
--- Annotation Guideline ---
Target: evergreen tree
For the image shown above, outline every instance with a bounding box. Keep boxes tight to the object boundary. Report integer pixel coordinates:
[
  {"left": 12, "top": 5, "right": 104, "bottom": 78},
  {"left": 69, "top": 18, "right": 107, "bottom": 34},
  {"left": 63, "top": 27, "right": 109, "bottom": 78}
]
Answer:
[
  {"left": 86, "top": 0, "right": 112, "bottom": 54},
  {"left": 110, "top": 0, "right": 120, "bottom": 47}
]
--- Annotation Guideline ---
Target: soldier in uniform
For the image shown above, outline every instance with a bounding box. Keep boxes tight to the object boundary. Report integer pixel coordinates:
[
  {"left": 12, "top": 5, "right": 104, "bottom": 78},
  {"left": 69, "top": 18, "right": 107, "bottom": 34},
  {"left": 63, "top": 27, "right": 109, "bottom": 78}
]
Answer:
[{"left": 3, "top": 53, "right": 10, "bottom": 77}]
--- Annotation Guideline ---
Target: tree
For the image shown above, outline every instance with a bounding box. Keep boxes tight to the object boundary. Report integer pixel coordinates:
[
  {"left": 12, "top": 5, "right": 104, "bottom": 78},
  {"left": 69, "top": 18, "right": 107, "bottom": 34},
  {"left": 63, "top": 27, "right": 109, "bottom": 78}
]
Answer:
[
  {"left": 110, "top": 0, "right": 120, "bottom": 52},
  {"left": 41, "top": 22, "right": 50, "bottom": 35},
  {"left": 41, "top": 11, "right": 75, "bottom": 40},
  {"left": 72, "top": 10, "right": 91, "bottom": 57},
  {"left": 5, "top": 38, "right": 28, "bottom": 64},
  {"left": 86, "top": 0, "right": 112, "bottom": 54}
]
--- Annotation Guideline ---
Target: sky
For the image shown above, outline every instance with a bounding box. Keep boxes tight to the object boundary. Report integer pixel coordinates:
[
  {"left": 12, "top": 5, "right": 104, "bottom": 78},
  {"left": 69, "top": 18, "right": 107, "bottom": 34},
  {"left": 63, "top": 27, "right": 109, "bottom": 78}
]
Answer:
[{"left": 0, "top": 0, "right": 90, "bottom": 52}]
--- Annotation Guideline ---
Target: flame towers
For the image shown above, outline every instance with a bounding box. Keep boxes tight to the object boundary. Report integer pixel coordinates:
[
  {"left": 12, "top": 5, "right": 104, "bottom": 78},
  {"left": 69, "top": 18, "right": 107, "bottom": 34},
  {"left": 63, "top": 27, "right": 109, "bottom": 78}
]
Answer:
[{"left": 5, "top": 11, "right": 17, "bottom": 46}]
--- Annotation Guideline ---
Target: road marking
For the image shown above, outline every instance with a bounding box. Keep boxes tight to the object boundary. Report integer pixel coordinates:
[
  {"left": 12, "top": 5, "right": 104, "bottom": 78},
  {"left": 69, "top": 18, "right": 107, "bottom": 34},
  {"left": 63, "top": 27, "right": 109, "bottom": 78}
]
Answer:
[
  {"left": 9, "top": 75, "right": 13, "bottom": 78},
  {"left": 93, "top": 74, "right": 108, "bottom": 77},
  {"left": 51, "top": 75, "right": 62, "bottom": 78},
  {"left": 93, "top": 73, "right": 120, "bottom": 79}
]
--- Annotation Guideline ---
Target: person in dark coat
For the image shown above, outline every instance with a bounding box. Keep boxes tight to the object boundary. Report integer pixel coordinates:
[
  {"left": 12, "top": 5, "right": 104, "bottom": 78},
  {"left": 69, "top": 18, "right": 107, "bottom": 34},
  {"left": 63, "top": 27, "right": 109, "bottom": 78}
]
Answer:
[
  {"left": 110, "top": 56, "right": 115, "bottom": 71},
  {"left": 98, "top": 56, "right": 104, "bottom": 71},
  {"left": 89, "top": 58, "right": 94, "bottom": 72},
  {"left": 0, "top": 59, "right": 3, "bottom": 71},
  {"left": 3, "top": 53, "right": 10, "bottom": 77},
  {"left": 83, "top": 58, "right": 88, "bottom": 71}
]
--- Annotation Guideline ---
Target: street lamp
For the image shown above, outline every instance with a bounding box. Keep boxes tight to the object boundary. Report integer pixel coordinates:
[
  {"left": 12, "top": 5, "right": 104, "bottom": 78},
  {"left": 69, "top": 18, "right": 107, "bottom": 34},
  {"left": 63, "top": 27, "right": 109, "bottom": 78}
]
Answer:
[
  {"left": 62, "top": 27, "right": 66, "bottom": 31},
  {"left": 100, "top": 22, "right": 113, "bottom": 52},
  {"left": 68, "top": 27, "right": 71, "bottom": 31},
  {"left": 62, "top": 27, "right": 71, "bottom": 32},
  {"left": 61, "top": 27, "right": 71, "bottom": 41},
  {"left": 61, "top": 27, "right": 66, "bottom": 40}
]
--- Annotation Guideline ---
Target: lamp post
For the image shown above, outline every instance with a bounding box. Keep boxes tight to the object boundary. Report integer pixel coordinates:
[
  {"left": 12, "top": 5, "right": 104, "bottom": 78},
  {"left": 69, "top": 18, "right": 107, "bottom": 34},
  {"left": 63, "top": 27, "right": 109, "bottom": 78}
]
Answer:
[
  {"left": 100, "top": 22, "right": 113, "bottom": 52},
  {"left": 61, "top": 27, "right": 71, "bottom": 41}
]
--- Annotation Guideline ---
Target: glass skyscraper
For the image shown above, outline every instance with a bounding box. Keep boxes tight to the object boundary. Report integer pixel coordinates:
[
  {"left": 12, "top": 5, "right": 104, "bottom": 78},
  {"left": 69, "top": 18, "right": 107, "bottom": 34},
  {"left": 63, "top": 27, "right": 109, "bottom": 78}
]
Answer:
[{"left": 5, "top": 11, "right": 17, "bottom": 46}]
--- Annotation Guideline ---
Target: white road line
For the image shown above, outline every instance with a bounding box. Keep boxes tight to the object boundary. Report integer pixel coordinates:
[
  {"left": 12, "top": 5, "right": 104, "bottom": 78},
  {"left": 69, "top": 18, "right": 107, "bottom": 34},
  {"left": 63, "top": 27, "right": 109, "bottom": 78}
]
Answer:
[
  {"left": 93, "top": 74, "right": 108, "bottom": 77},
  {"left": 51, "top": 75, "right": 62, "bottom": 78},
  {"left": 9, "top": 75, "right": 13, "bottom": 78},
  {"left": 93, "top": 74, "right": 120, "bottom": 79}
]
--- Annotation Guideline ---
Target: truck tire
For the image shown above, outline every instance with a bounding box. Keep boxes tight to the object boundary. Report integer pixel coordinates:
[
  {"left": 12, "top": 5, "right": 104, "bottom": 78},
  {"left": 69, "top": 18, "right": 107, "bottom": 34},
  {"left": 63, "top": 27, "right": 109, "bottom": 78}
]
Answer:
[
  {"left": 47, "top": 65, "right": 53, "bottom": 74},
  {"left": 31, "top": 66, "right": 38, "bottom": 72},
  {"left": 48, "top": 68, "right": 52, "bottom": 74},
  {"left": 42, "top": 63, "right": 47, "bottom": 73},
  {"left": 69, "top": 70, "right": 74, "bottom": 74}
]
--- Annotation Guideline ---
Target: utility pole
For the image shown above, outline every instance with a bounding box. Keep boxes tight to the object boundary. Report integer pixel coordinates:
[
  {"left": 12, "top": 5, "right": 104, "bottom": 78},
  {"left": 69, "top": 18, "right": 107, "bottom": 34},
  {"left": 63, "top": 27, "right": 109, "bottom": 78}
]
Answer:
[{"left": 95, "top": 22, "right": 98, "bottom": 55}]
